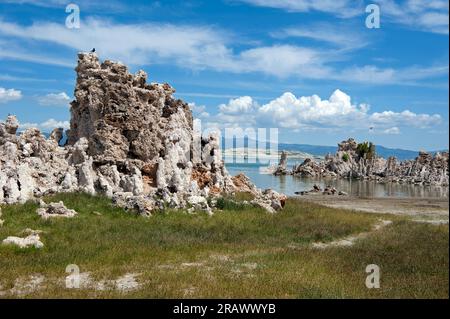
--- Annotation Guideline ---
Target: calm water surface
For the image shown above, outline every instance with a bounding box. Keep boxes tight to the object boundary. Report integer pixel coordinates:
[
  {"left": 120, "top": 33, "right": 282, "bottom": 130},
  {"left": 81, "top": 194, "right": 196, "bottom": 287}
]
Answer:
[{"left": 226, "top": 163, "right": 449, "bottom": 198}]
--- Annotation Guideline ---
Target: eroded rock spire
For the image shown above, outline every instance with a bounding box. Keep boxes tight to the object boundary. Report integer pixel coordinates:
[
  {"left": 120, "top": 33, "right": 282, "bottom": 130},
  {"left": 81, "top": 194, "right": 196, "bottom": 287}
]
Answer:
[{"left": 0, "top": 52, "right": 287, "bottom": 215}]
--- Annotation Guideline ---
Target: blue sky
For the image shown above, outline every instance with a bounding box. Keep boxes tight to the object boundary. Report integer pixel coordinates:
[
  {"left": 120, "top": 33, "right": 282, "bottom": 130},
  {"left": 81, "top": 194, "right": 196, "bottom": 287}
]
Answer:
[{"left": 0, "top": 0, "right": 448, "bottom": 150}]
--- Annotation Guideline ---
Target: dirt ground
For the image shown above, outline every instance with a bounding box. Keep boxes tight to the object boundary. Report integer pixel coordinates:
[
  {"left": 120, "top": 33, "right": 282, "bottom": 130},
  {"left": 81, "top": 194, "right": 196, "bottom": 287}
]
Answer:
[{"left": 297, "top": 195, "right": 449, "bottom": 222}]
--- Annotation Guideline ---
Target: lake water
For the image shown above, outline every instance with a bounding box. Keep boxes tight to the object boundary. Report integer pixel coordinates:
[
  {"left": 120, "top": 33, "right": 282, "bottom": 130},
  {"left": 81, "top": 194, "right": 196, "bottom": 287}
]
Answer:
[{"left": 226, "top": 162, "right": 449, "bottom": 198}]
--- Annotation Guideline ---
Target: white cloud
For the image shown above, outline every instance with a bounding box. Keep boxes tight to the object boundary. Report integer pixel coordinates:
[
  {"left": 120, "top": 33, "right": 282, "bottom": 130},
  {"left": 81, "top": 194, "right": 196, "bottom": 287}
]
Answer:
[
  {"left": 0, "top": 19, "right": 327, "bottom": 78},
  {"left": 189, "top": 102, "right": 210, "bottom": 118},
  {"left": 382, "top": 127, "right": 401, "bottom": 134},
  {"left": 337, "top": 64, "right": 449, "bottom": 85},
  {"left": 37, "top": 92, "right": 71, "bottom": 107},
  {"left": 256, "top": 89, "right": 369, "bottom": 128},
  {"left": 272, "top": 23, "right": 368, "bottom": 50},
  {"left": 0, "top": 87, "right": 22, "bottom": 103},
  {"left": 241, "top": 0, "right": 449, "bottom": 34},
  {"left": 40, "top": 118, "right": 70, "bottom": 130},
  {"left": 0, "top": 18, "right": 230, "bottom": 67},
  {"left": 0, "top": 49, "right": 73, "bottom": 67},
  {"left": 199, "top": 96, "right": 260, "bottom": 128},
  {"left": 189, "top": 102, "right": 205, "bottom": 113},
  {"left": 0, "top": 73, "right": 56, "bottom": 82},
  {"left": 369, "top": 110, "right": 442, "bottom": 128},
  {"left": 238, "top": 0, "right": 362, "bottom": 17},
  {"left": 374, "top": 0, "right": 449, "bottom": 34},
  {"left": 207, "top": 89, "right": 442, "bottom": 132},
  {"left": 219, "top": 96, "right": 258, "bottom": 114},
  {"left": 2, "top": 0, "right": 125, "bottom": 10},
  {"left": 180, "top": 93, "right": 242, "bottom": 99},
  {"left": 1, "top": 0, "right": 68, "bottom": 7},
  {"left": 19, "top": 118, "right": 70, "bottom": 131},
  {"left": 0, "top": 19, "right": 446, "bottom": 82},
  {"left": 236, "top": 45, "right": 320, "bottom": 77}
]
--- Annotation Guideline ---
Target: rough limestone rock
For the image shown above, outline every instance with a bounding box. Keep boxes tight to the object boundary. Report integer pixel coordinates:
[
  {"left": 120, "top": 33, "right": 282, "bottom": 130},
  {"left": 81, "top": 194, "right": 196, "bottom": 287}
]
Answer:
[
  {"left": 2, "top": 233, "right": 44, "bottom": 249},
  {"left": 232, "top": 173, "right": 287, "bottom": 213},
  {"left": 252, "top": 189, "right": 287, "bottom": 213},
  {"left": 274, "top": 151, "right": 288, "bottom": 175},
  {"left": 277, "top": 138, "right": 449, "bottom": 186},
  {"left": 293, "top": 158, "right": 331, "bottom": 178},
  {"left": 0, "top": 52, "right": 285, "bottom": 215},
  {"left": 37, "top": 201, "right": 78, "bottom": 219},
  {"left": 187, "top": 195, "right": 212, "bottom": 214}
]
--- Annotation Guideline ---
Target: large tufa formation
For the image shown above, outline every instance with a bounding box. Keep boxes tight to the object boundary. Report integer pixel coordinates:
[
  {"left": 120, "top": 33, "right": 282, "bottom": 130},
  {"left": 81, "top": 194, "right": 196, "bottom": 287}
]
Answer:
[
  {"left": 0, "top": 52, "right": 286, "bottom": 214},
  {"left": 275, "top": 138, "right": 449, "bottom": 186}
]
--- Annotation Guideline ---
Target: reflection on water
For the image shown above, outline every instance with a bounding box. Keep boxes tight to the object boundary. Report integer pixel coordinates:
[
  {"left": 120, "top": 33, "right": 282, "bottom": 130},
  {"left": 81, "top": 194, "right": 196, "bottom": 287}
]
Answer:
[{"left": 226, "top": 163, "right": 449, "bottom": 198}]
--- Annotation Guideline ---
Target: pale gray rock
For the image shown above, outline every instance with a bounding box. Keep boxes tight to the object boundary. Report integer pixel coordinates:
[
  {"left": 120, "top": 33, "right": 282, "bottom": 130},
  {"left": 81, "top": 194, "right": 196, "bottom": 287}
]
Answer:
[
  {"left": 250, "top": 189, "right": 287, "bottom": 214},
  {"left": 2, "top": 141, "right": 18, "bottom": 162},
  {"left": 120, "top": 167, "right": 144, "bottom": 196},
  {"left": 293, "top": 158, "right": 315, "bottom": 177},
  {"left": 274, "top": 151, "right": 288, "bottom": 175},
  {"left": 2, "top": 234, "right": 44, "bottom": 249},
  {"left": 61, "top": 172, "right": 75, "bottom": 190},
  {"left": 3, "top": 177, "right": 21, "bottom": 204},
  {"left": 0, "top": 171, "right": 7, "bottom": 203},
  {"left": 49, "top": 128, "right": 64, "bottom": 145},
  {"left": 17, "top": 163, "right": 36, "bottom": 203},
  {"left": 112, "top": 192, "right": 155, "bottom": 216},
  {"left": 37, "top": 201, "right": 78, "bottom": 219},
  {"left": 21, "top": 143, "right": 33, "bottom": 157},
  {"left": 232, "top": 174, "right": 287, "bottom": 213},
  {"left": 98, "top": 175, "right": 113, "bottom": 197},
  {"left": 187, "top": 195, "right": 211, "bottom": 214},
  {"left": 69, "top": 137, "right": 89, "bottom": 165},
  {"left": 5, "top": 115, "right": 19, "bottom": 135},
  {"left": 78, "top": 159, "right": 96, "bottom": 195}
]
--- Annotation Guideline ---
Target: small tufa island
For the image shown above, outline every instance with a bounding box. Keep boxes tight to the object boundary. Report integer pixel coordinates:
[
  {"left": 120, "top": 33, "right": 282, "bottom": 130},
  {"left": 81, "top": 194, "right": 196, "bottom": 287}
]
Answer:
[
  {"left": 274, "top": 138, "right": 449, "bottom": 187},
  {"left": 0, "top": 52, "right": 286, "bottom": 215}
]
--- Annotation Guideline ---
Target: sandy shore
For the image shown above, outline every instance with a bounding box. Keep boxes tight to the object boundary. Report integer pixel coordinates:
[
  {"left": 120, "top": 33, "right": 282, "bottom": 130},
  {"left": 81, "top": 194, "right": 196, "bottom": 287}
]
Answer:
[{"left": 296, "top": 195, "right": 449, "bottom": 222}]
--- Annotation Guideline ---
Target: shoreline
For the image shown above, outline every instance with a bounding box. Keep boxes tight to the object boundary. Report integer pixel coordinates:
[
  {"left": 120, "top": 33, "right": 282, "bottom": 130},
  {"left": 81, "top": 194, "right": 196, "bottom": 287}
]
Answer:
[{"left": 295, "top": 194, "right": 449, "bottom": 220}]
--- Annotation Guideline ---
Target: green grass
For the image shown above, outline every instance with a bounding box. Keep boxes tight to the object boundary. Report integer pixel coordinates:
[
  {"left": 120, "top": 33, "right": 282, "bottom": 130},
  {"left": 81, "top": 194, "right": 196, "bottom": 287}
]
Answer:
[{"left": 0, "top": 192, "right": 448, "bottom": 298}]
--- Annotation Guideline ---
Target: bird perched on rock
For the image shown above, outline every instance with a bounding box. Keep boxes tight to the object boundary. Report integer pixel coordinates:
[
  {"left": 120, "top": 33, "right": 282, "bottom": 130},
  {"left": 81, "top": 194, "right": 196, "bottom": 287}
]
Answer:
[{"left": 90, "top": 48, "right": 96, "bottom": 53}]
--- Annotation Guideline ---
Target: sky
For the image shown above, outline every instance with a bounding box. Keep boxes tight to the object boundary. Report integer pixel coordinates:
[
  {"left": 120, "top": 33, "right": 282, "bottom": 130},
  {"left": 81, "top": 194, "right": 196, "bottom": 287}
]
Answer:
[{"left": 0, "top": 0, "right": 448, "bottom": 151}]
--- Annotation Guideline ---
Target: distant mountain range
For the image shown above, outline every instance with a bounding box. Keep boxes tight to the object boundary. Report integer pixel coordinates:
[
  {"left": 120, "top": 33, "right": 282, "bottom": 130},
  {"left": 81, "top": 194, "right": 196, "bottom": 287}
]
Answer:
[
  {"left": 278, "top": 143, "right": 448, "bottom": 161},
  {"left": 221, "top": 137, "right": 447, "bottom": 161},
  {"left": 34, "top": 132, "right": 447, "bottom": 161}
]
